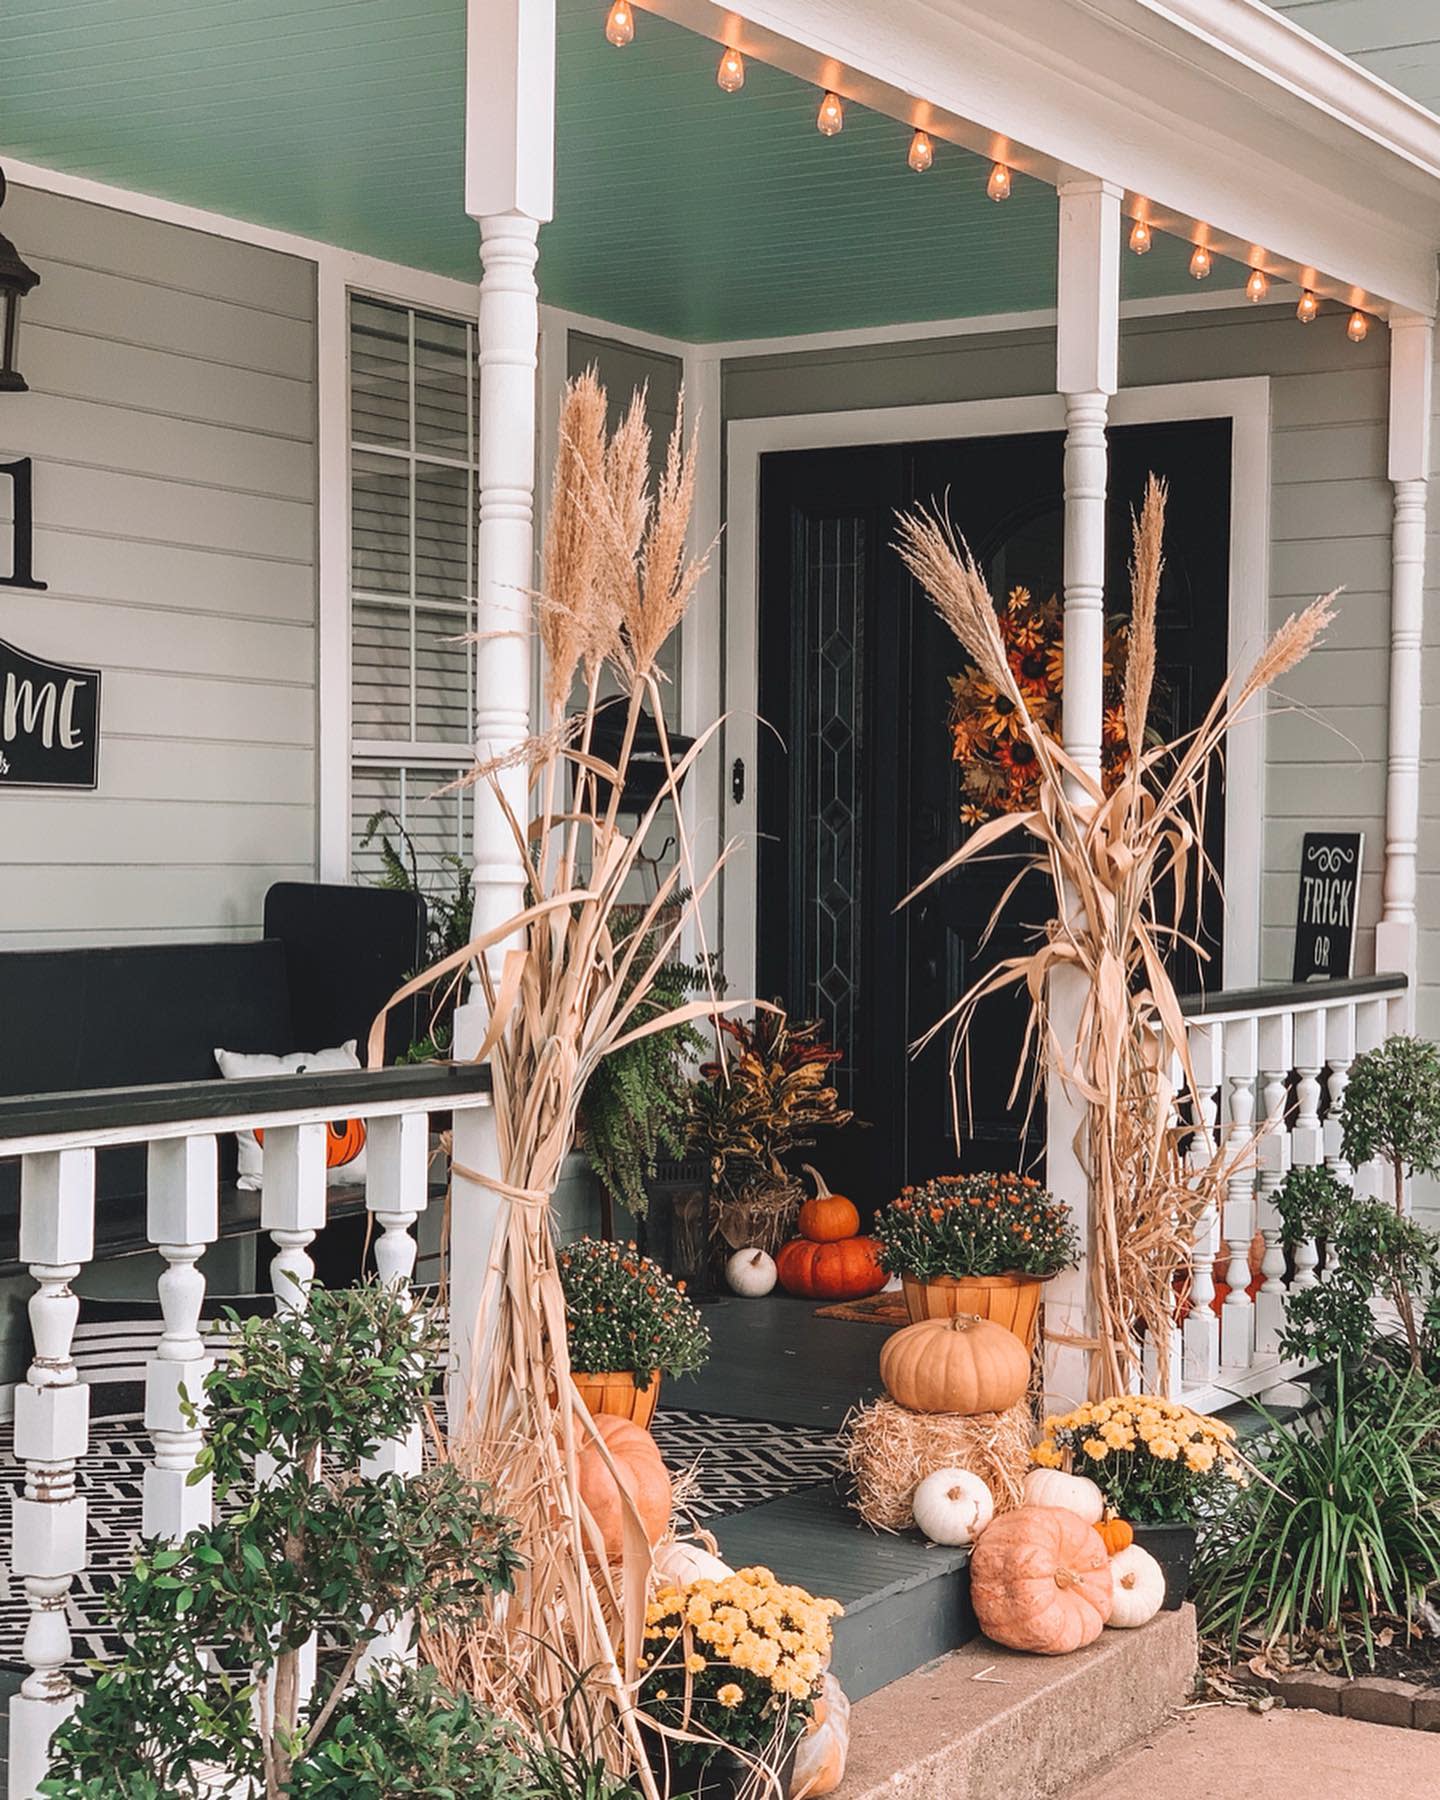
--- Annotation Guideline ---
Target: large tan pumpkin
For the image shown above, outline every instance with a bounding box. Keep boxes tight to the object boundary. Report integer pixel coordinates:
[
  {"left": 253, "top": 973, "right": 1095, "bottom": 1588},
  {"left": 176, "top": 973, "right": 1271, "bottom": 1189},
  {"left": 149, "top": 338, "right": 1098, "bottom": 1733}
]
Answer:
[
  {"left": 879, "top": 1313, "right": 1030, "bottom": 1416},
  {"left": 970, "top": 1505, "right": 1114, "bottom": 1654},
  {"left": 577, "top": 1414, "right": 672, "bottom": 1562}
]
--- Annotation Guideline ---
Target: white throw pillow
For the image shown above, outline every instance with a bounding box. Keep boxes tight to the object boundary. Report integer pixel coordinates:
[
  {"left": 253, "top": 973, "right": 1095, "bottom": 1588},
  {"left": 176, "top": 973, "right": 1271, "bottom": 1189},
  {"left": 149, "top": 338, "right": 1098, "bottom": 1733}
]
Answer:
[{"left": 213, "top": 1040, "right": 368, "bottom": 1191}]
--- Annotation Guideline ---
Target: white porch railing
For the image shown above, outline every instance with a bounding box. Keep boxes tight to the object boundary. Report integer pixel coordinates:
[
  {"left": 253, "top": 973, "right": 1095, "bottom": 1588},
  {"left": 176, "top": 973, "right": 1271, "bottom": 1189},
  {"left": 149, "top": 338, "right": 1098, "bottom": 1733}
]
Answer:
[
  {"left": 1144, "top": 973, "right": 1408, "bottom": 1415},
  {"left": 0, "top": 1061, "right": 491, "bottom": 1799}
]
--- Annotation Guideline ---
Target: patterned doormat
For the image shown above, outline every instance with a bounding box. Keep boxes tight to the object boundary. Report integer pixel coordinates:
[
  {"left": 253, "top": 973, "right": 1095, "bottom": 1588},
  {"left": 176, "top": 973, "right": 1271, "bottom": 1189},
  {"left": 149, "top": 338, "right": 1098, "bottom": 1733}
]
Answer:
[{"left": 0, "top": 1402, "right": 842, "bottom": 1667}]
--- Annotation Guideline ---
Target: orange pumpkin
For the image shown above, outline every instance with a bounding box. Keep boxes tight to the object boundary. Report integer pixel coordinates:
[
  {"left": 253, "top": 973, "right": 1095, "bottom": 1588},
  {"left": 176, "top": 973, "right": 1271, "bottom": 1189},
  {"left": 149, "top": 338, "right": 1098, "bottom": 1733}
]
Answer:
[
  {"left": 798, "top": 1164, "right": 861, "bottom": 1243},
  {"left": 879, "top": 1313, "right": 1030, "bottom": 1416},
  {"left": 775, "top": 1235, "right": 887, "bottom": 1301},
  {"left": 970, "top": 1505, "right": 1113, "bottom": 1655},
  {"left": 254, "top": 1118, "right": 366, "bottom": 1169},
  {"left": 1094, "top": 1515, "right": 1134, "bottom": 1557},
  {"left": 576, "top": 1413, "right": 672, "bottom": 1563}
]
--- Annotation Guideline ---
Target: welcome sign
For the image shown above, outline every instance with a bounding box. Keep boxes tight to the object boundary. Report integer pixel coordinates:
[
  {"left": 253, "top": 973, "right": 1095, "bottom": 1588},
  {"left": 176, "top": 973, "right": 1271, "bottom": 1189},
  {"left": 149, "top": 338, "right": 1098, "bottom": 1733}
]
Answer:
[{"left": 1292, "top": 832, "right": 1363, "bottom": 982}]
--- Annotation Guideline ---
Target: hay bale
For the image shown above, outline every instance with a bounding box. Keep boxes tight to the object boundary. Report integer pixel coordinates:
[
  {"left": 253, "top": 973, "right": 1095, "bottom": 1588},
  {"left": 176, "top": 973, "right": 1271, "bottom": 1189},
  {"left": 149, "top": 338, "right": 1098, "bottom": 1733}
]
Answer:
[{"left": 842, "top": 1396, "right": 1034, "bottom": 1534}]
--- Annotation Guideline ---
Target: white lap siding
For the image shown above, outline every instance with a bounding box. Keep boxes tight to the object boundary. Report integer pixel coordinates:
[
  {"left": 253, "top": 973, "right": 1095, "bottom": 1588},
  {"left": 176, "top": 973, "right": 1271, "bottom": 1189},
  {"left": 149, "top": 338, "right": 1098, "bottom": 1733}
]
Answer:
[{"left": 0, "top": 185, "right": 318, "bottom": 946}]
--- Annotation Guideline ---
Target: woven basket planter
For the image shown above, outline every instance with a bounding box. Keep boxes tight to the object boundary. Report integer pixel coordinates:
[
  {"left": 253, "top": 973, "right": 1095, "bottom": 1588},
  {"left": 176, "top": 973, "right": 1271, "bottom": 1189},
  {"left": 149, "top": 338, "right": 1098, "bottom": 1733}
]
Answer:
[
  {"left": 573, "top": 1369, "right": 661, "bottom": 1430},
  {"left": 901, "top": 1271, "right": 1044, "bottom": 1350}
]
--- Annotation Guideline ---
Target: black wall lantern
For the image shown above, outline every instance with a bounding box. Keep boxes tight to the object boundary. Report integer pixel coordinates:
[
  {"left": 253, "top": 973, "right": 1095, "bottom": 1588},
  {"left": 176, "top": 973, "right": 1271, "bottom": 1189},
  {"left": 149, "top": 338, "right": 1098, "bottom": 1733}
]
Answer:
[{"left": 0, "top": 168, "right": 40, "bottom": 394}]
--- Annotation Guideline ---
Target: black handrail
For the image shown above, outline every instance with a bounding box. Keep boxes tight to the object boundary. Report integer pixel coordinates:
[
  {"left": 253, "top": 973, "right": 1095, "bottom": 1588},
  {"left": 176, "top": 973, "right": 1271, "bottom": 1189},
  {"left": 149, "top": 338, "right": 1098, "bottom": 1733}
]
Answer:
[
  {"left": 1177, "top": 971, "right": 1407, "bottom": 1020},
  {"left": 0, "top": 1062, "right": 491, "bottom": 1146}
]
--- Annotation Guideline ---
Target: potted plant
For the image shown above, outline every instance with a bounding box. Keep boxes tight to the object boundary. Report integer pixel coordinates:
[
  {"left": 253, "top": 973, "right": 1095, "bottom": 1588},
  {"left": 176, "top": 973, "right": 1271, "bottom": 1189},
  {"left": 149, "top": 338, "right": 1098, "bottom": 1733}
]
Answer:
[
  {"left": 687, "top": 1012, "right": 854, "bottom": 1259},
  {"left": 560, "top": 1236, "right": 710, "bottom": 1428},
  {"left": 1031, "top": 1395, "right": 1247, "bottom": 1608},
  {"left": 872, "top": 1171, "right": 1078, "bottom": 1346},
  {"left": 1338, "top": 1033, "right": 1440, "bottom": 1218},
  {"left": 639, "top": 1565, "right": 842, "bottom": 1799}
]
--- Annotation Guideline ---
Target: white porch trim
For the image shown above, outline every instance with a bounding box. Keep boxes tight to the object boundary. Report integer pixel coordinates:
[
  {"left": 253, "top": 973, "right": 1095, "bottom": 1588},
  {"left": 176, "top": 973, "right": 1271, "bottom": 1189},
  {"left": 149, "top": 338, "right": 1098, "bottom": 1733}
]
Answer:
[{"left": 720, "top": 375, "right": 1273, "bottom": 1001}]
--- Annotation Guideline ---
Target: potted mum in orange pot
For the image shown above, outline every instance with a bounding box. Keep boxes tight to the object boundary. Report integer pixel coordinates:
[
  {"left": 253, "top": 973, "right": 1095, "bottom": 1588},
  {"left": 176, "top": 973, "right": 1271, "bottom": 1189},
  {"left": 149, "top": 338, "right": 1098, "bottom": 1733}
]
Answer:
[
  {"left": 873, "top": 1172, "right": 1078, "bottom": 1347},
  {"left": 560, "top": 1236, "right": 710, "bottom": 1429}
]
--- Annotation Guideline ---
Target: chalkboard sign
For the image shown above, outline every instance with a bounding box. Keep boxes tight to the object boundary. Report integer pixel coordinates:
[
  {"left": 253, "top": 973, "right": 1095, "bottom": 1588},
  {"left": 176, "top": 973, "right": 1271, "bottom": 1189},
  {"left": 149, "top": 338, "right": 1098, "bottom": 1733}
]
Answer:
[
  {"left": 0, "top": 636, "right": 101, "bottom": 789},
  {"left": 1292, "top": 832, "right": 1363, "bottom": 983}
]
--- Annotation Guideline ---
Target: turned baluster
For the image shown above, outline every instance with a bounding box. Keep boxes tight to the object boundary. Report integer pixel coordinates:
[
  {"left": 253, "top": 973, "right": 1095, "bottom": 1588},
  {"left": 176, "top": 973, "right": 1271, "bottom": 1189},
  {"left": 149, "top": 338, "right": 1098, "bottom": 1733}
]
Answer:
[
  {"left": 1289, "top": 1009, "right": 1325, "bottom": 1288},
  {"left": 1254, "top": 1012, "right": 1294, "bottom": 1357},
  {"left": 1183, "top": 1022, "right": 1223, "bottom": 1390},
  {"left": 1322, "top": 1003, "right": 1357, "bottom": 1194},
  {"left": 144, "top": 1136, "right": 220, "bottom": 1540},
  {"left": 1220, "top": 1017, "right": 1259, "bottom": 1372},
  {"left": 10, "top": 1149, "right": 95, "bottom": 1800}
]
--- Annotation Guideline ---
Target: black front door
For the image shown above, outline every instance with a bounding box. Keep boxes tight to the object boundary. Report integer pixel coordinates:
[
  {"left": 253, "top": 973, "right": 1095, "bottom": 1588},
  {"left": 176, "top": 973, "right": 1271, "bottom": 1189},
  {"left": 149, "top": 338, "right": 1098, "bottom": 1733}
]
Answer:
[{"left": 756, "top": 419, "right": 1232, "bottom": 1215}]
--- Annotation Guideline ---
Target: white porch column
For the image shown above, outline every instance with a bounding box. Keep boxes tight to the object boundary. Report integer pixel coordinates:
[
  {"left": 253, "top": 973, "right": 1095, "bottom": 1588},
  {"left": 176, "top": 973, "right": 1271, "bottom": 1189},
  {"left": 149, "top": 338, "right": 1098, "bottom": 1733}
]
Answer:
[
  {"left": 1044, "top": 179, "right": 1121, "bottom": 1407},
  {"left": 451, "top": 0, "right": 557, "bottom": 1411},
  {"left": 1376, "top": 312, "right": 1433, "bottom": 1016}
]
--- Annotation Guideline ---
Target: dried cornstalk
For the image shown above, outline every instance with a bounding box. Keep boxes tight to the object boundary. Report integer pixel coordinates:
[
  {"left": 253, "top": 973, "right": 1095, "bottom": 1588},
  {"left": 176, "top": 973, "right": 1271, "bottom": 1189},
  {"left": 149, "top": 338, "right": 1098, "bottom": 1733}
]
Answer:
[
  {"left": 373, "top": 373, "right": 733, "bottom": 1788},
  {"left": 896, "top": 478, "right": 1335, "bottom": 1397}
]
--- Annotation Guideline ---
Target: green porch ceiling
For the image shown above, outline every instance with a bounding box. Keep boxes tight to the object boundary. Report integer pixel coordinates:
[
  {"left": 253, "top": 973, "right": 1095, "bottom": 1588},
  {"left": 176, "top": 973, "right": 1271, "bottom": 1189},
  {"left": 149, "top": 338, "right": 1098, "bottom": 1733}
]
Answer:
[{"left": 0, "top": 0, "right": 1309, "bottom": 341}]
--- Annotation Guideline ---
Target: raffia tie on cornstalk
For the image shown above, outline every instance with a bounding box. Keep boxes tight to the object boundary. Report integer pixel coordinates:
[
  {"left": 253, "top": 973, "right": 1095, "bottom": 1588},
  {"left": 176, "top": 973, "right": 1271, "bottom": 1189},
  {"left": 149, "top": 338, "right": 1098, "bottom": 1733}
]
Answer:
[
  {"left": 896, "top": 478, "right": 1335, "bottom": 1397},
  {"left": 370, "top": 369, "right": 744, "bottom": 1791}
]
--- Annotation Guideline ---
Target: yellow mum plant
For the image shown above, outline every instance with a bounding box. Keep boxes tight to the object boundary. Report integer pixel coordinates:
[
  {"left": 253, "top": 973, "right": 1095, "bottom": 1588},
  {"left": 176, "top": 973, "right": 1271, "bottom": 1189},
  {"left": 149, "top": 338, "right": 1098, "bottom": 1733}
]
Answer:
[
  {"left": 639, "top": 1566, "right": 842, "bottom": 1781},
  {"left": 1033, "top": 1396, "right": 1246, "bottom": 1523}
]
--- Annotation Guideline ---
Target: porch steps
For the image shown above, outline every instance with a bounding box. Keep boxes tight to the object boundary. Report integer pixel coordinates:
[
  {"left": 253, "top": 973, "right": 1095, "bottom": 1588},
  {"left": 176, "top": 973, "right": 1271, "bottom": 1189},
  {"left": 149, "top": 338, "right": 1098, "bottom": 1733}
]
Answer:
[
  {"left": 711, "top": 1485, "right": 977, "bottom": 1702},
  {"left": 840, "top": 1604, "right": 1198, "bottom": 1800}
]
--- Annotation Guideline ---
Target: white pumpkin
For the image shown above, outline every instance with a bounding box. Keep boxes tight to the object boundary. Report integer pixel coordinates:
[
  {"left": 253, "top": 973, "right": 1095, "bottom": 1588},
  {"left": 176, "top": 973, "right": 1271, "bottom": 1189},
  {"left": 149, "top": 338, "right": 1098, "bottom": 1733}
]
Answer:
[
  {"left": 653, "top": 1538, "right": 734, "bottom": 1585},
  {"left": 1106, "top": 1544, "right": 1166, "bottom": 1628},
  {"left": 726, "top": 1247, "right": 777, "bottom": 1297},
  {"left": 1022, "top": 1467, "right": 1105, "bottom": 1524},
  {"left": 911, "top": 1467, "right": 995, "bottom": 1547}
]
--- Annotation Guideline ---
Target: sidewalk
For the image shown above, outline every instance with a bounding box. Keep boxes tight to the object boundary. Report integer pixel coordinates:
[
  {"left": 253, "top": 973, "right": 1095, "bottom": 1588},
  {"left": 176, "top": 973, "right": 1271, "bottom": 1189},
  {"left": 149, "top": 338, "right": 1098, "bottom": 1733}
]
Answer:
[{"left": 1060, "top": 1702, "right": 1434, "bottom": 1799}]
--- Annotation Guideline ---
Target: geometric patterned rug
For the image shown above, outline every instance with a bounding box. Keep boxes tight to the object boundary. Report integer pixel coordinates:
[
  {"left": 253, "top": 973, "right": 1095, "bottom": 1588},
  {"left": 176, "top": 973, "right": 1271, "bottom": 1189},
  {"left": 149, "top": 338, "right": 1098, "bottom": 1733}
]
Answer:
[{"left": 0, "top": 1403, "right": 843, "bottom": 1666}]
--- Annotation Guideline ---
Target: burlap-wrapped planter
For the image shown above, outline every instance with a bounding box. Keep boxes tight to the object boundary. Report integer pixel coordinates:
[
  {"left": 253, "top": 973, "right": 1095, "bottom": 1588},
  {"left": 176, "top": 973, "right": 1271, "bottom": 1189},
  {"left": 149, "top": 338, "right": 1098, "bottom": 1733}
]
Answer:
[{"left": 842, "top": 1396, "right": 1034, "bottom": 1534}]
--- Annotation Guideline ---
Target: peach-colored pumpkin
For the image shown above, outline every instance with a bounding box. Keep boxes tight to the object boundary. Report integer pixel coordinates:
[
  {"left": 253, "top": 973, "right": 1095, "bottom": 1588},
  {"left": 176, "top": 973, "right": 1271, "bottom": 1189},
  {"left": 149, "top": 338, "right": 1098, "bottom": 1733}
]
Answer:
[
  {"left": 879, "top": 1313, "right": 1030, "bottom": 1416},
  {"left": 791, "top": 1672, "right": 851, "bottom": 1798},
  {"left": 970, "top": 1505, "right": 1113, "bottom": 1654},
  {"left": 577, "top": 1414, "right": 672, "bottom": 1562}
]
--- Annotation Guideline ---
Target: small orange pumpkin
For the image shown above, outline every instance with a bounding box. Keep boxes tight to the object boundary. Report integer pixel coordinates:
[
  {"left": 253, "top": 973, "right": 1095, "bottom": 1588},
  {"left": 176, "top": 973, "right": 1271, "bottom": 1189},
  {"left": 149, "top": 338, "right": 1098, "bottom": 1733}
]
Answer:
[
  {"left": 970, "top": 1505, "right": 1113, "bottom": 1654},
  {"left": 879, "top": 1313, "right": 1030, "bottom": 1416},
  {"left": 1094, "top": 1515, "right": 1134, "bottom": 1557},
  {"left": 775, "top": 1235, "right": 887, "bottom": 1301},
  {"left": 254, "top": 1118, "right": 366, "bottom": 1169},
  {"left": 797, "top": 1164, "right": 861, "bottom": 1243},
  {"left": 576, "top": 1413, "right": 672, "bottom": 1563}
]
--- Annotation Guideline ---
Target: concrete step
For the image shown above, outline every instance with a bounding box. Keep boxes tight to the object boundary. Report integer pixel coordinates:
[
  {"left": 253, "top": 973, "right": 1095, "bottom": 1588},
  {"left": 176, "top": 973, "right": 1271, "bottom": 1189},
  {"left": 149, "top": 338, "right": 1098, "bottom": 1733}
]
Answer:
[
  {"left": 711, "top": 1485, "right": 978, "bottom": 1703},
  {"left": 840, "top": 1605, "right": 1198, "bottom": 1800}
]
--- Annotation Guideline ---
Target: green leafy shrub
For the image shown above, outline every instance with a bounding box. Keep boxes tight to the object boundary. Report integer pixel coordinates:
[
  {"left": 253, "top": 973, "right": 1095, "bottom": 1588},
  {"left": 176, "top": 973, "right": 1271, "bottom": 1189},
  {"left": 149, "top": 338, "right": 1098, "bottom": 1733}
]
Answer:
[
  {"left": 1340, "top": 1033, "right": 1440, "bottom": 1214},
  {"left": 1194, "top": 1371, "right": 1440, "bottom": 1670},
  {"left": 559, "top": 1237, "right": 709, "bottom": 1386},
  {"left": 359, "top": 809, "right": 474, "bottom": 1061},
  {"left": 41, "top": 1284, "right": 519, "bottom": 1800}
]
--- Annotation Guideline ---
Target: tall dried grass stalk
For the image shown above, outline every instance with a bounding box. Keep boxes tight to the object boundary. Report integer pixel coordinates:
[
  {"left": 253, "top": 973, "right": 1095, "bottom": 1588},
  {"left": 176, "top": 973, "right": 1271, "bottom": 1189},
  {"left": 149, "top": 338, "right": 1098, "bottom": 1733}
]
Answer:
[
  {"left": 372, "top": 373, "right": 731, "bottom": 1790},
  {"left": 896, "top": 482, "right": 1335, "bottom": 1397}
]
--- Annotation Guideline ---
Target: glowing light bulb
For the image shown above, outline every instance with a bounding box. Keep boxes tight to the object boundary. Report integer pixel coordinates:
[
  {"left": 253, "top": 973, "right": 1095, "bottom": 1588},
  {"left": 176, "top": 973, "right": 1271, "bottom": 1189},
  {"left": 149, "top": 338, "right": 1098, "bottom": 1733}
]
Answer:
[
  {"left": 1189, "top": 244, "right": 1212, "bottom": 280},
  {"left": 1245, "top": 268, "right": 1269, "bottom": 303},
  {"left": 908, "top": 130, "right": 934, "bottom": 172},
  {"left": 717, "top": 46, "right": 745, "bottom": 92},
  {"left": 987, "top": 162, "right": 1012, "bottom": 202},
  {"left": 604, "top": 0, "right": 634, "bottom": 46},
  {"left": 817, "top": 91, "right": 844, "bottom": 136},
  {"left": 1297, "top": 289, "right": 1319, "bottom": 324},
  {"left": 1347, "top": 308, "right": 1369, "bottom": 343},
  {"left": 1129, "top": 219, "right": 1152, "bottom": 256}
]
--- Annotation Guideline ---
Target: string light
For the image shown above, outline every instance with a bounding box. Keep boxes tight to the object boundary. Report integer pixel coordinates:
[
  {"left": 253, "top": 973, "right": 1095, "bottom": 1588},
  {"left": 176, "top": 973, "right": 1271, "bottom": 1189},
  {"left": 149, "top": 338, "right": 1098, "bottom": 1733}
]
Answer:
[
  {"left": 1297, "top": 289, "right": 1319, "bottom": 324},
  {"left": 987, "top": 162, "right": 1012, "bottom": 202},
  {"left": 1189, "top": 244, "right": 1213, "bottom": 280},
  {"left": 817, "top": 91, "right": 844, "bottom": 136},
  {"left": 717, "top": 45, "right": 745, "bottom": 91},
  {"left": 1347, "top": 308, "right": 1369, "bottom": 343},
  {"left": 908, "top": 130, "right": 934, "bottom": 172},
  {"left": 1128, "top": 219, "right": 1152, "bottom": 255},
  {"left": 604, "top": 0, "right": 634, "bottom": 46},
  {"left": 1245, "top": 268, "right": 1269, "bottom": 303}
]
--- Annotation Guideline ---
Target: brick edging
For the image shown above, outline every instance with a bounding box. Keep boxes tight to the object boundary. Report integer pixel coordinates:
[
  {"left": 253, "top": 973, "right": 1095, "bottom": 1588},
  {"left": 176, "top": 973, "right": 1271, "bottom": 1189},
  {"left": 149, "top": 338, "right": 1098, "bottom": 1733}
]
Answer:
[{"left": 1238, "top": 1665, "right": 1440, "bottom": 1731}]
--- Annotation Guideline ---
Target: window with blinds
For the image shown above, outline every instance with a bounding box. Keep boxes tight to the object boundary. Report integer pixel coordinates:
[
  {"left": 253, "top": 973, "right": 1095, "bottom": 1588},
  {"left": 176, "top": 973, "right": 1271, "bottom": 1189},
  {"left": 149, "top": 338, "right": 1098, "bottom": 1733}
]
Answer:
[{"left": 349, "top": 296, "right": 476, "bottom": 888}]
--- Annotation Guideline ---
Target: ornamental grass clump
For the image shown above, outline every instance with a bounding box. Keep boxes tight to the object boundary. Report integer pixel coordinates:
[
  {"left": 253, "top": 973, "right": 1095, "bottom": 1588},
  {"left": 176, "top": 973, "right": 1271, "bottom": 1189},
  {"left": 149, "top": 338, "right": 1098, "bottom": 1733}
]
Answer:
[
  {"left": 560, "top": 1237, "right": 710, "bottom": 1387},
  {"left": 873, "top": 1171, "right": 1078, "bottom": 1280},
  {"left": 639, "top": 1567, "right": 842, "bottom": 1786},
  {"left": 1033, "top": 1395, "right": 1245, "bottom": 1523}
]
